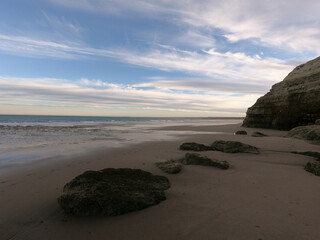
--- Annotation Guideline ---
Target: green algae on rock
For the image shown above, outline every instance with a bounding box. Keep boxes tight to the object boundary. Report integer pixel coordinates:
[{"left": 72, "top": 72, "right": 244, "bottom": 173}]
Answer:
[
  {"left": 58, "top": 168, "right": 170, "bottom": 216},
  {"left": 179, "top": 142, "right": 211, "bottom": 151},
  {"left": 286, "top": 125, "right": 320, "bottom": 144},
  {"left": 211, "top": 140, "right": 259, "bottom": 154},
  {"left": 182, "top": 153, "right": 229, "bottom": 169},
  {"left": 304, "top": 162, "right": 320, "bottom": 176},
  {"left": 156, "top": 160, "right": 182, "bottom": 174}
]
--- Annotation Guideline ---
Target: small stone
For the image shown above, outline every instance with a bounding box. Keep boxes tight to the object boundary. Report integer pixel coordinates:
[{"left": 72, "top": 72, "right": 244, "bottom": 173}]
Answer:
[
  {"left": 156, "top": 160, "right": 182, "bottom": 174},
  {"left": 182, "top": 153, "right": 229, "bottom": 169},
  {"left": 252, "top": 132, "right": 267, "bottom": 137},
  {"left": 179, "top": 142, "right": 211, "bottom": 151},
  {"left": 235, "top": 130, "right": 247, "bottom": 135},
  {"left": 315, "top": 119, "right": 320, "bottom": 125}
]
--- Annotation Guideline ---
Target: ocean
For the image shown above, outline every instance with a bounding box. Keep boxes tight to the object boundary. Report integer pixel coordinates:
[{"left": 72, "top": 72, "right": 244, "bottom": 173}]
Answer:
[{"left": 0, "top": 115, "right": 242, "bottom": 168}]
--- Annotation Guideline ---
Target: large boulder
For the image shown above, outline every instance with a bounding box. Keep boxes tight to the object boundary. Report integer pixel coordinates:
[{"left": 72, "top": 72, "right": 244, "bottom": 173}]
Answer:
[
  {"left": 286, "top": 125, "right": 320, "bottom": 144},
  {"left": 58, "top": 168, "right": 170, "bottom": 216},
  {"left": 179, "top": 142, "right": 211, "bottom": 151},
  {"left": 243, "top": 56, "right": 320, "bottom": 130},
  {"left": 211, "top": 140, "right": 259, "bottom": 154},
  {"left": 182, "top": 153, "right": 229, "bottom": 169}
]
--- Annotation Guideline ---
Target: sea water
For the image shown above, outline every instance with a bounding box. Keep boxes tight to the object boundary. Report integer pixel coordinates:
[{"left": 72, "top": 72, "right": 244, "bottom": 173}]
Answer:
[{"left": 0, "top": 115, "right": 242, "bottom": 166}]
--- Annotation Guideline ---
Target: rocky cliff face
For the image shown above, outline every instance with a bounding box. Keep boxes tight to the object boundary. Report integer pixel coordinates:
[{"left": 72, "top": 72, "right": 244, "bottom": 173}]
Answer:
[{"left": 243, "top": 56, "right": 320, "bottom": 130}]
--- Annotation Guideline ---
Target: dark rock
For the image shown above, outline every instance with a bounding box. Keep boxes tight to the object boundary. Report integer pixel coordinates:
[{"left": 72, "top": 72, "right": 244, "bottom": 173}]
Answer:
[
  {"left": 182, "top": 153, "right": 229, "bottom": 169},
  {"left": 211, "top": 140, "right": 259, "bottom": 154},
  {"left": 252, "top": 132, "right": 267, "bottom": 137},
  {"left": 58, "top": 168, "right": 170, "bottom": 216},
  {"left": 235, "top": 130, "right": 247, "bottom": 135},
  {"left": 243, "top": 56, "right": 320, "bottom": 130},
  {"left": 291, "top": 151, "right": 320, "bottom": 160},
  {"left": 315, "top": 119, "right": 320, "bottom": 125},
  {"left": 155, "top": 160, "right": 182, "bottom": 174},
  {"left": 179, "top": 142, "right": 211, "bottom": 151},
  {"left": 304, "top": 162, "right": 320, "bottom": 176},
  {"left": 286, "top": 125, "right": 320, "bottom": 144}
]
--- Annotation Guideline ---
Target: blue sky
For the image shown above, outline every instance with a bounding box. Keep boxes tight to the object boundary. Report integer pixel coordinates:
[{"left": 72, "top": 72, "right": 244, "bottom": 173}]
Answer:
[{"left": 0, "top": 0, "right": 319, "bottom": 117}]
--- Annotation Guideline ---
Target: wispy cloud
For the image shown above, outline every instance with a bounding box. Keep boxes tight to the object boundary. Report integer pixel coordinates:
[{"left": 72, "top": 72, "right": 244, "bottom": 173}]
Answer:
[
  {"left": 0, "top": 33, "right": 293, "bottom": 85},
  {"left": 0, "top": 76, "right": 260, "bottom": 116},
  {"left": 48, "top": 0, "right": 320, "bottom": 54}
]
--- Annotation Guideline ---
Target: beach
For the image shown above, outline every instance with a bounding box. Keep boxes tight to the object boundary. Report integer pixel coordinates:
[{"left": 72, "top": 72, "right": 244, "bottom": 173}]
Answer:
[{"left": 1, "top": 123, "right": 320, "bottom": 240}]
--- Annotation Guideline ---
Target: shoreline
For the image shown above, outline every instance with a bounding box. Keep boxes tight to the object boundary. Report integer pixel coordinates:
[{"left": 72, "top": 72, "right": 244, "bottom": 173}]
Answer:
[{"left": 1, "top": 123, "right": 320, "bottom": 240}]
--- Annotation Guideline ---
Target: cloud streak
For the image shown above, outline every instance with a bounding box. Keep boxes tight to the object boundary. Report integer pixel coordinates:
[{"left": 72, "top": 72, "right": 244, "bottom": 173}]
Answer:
[
  {"left": 0, "top": 33, "right": 294, "bottom": 85},
  {"left": 48, "top": 0, "right": 320, "bottom": 54},
  {"left": 0, "top": 76, "right": 260, "bottom": 116}
]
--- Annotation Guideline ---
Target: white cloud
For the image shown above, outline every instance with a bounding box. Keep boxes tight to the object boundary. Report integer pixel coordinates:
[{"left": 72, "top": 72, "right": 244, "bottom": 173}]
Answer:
[
  {"left": 48, "top": 0, "right": 320, "bottom": 54},
  {"left": 0, "top": 33, "right": 293, "bottom": 85}
]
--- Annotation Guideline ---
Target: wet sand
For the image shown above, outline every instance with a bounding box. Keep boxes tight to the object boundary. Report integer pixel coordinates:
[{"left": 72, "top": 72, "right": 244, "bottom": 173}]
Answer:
[{"left": 0, "top": 123, "right": 319, "bottom": 240}]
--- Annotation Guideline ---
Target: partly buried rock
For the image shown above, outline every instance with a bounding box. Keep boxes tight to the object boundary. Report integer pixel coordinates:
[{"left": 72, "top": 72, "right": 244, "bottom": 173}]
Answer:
[
  {"left": 181, "top": 153, "right": 229, "bottom": 169},
  {"left": 286, "top": 125, "right": 320, "bottom": 144},
  {"left": 304, "top": 162, "right": 320, "bottom": 176},
  {"left": 235, "top": 130, "right": 247, "bottom": 135},
  {"left": 58, "top": 168, "right": 170, "bottom": 216},
  {"left": 211, "top": 140, "right": 259, "bottom": 154},
  {"left": 252, "top": 132, "right": 267, "bottom": 137},
  {"left": 156, "top": 160, "right": 182, "bottom": 174},
  {"left": 179, "top": 142, "right": 211, "bottom": 151},
  {"left": 292, "top": 151, "right": 320, "bottom": 160}
]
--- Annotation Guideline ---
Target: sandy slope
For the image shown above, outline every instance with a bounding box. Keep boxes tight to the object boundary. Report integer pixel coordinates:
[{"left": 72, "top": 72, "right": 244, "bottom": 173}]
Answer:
[{"left": 0, "top": 124, "right": 319, "bottom": 240}]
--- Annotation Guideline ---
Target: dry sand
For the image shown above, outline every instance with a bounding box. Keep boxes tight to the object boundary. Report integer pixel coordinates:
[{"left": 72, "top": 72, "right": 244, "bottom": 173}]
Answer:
[{"left": 0, "top": 123, "right": 319, "bottom": 240}]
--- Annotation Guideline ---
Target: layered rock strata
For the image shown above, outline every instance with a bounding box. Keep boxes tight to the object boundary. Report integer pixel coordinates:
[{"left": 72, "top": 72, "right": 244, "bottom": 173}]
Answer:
[{"left": 243, "top": 56, "right": 320, "bottom": 130}]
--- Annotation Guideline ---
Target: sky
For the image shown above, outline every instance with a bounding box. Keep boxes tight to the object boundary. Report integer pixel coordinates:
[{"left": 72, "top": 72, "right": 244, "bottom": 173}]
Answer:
[{"left": 0, "top": 0, "right": 319, "bottom": 117}]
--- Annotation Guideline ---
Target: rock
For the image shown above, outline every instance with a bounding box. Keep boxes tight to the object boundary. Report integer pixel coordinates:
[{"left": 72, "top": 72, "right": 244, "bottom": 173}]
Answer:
[
  {"left": 211, "top": 140, "right": 259, "bottom": 154},
  {"left": 58, "top": 168, "right": 170, "bottom": 216},
  {"left": 304, "top": 162, "right": 320, "bottom": 176},
  {"left": 155, "top": 160, "right": 182, "bottom": 174},
  {"left": 243, "top": 56, "right": 320, "bottom": 130},
  {"left": 251, "top": 132, "right": 267, "bottom": 137},
  {"left": 235, "top": 130, "right": 247, "bottom": 135},
  {"left": 315, "top": 119, "right": 320, "bottom": 125},
  {"left": 179, "top": 142, "right": 211, "bottom": 151},
  {"left": 286, "top": 125, "right": 320, "bottom": 144},
  {"left": 291, "top": 151, "right": 320, "bottom": 160},
  {"left": 182, "top": 153, "right": 229, "bottom": 169}
]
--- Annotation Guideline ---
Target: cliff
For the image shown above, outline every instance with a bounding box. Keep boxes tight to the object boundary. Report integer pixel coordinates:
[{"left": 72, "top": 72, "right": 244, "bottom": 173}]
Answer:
[{"left": 242, "top": 56, "right": 320, "bottom": 130}]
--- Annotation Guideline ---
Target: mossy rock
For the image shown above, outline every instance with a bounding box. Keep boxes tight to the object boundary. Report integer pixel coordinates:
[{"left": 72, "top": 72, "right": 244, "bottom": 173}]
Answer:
[
  {"left": 304, "top": 162, "right": 320, "bottom": 176},
  {"left": 156, "top": 160, "right": 182, "bottom": 174},
  {"left": 286, "top": 125, "right": 320, "bottom": 144},
  {"left": 58, "top": 168, "right": 170, "bottom": 216},
  {"left": 252, "top": 132, "right": 267, "bottom": 137},
  {"left": 179, "top": 142, "right": 211, "bottom": 151},
  {"left": 182, "top": 153, "right": 229, "bottom": 169},
  {"left": 235, "top": 130, "right": 247, "bottom": 135},
  {"left": 211, "top": 140, "right": 259, "bottom": 154}
]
